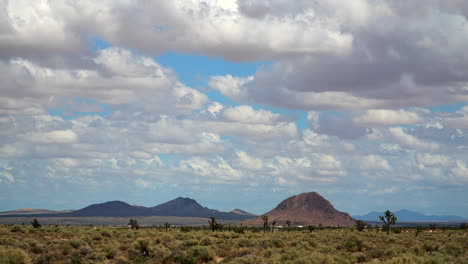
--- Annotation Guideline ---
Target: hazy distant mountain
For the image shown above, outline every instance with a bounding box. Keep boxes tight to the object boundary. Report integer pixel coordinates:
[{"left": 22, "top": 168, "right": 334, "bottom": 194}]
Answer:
[
  {"left": 0, "top": 197, "right": 255, "bottom": 221},
  {"left": 354, "top": 209, "right": 467, "bottom": 222},
  {"left": 230, "top": 209, "right": 257, "bottom": 216},
  {"left": 65, "top": 201, "right": 147, "bottom": 217},
  {"left": 0, "top": 208, "right": 73, "bottom": 215},
  {"left": 150, "top": 197, "right": 252, "bottom": 220},
  {"left": 243, "top": 192, "right": 355, "bottom": 227}
]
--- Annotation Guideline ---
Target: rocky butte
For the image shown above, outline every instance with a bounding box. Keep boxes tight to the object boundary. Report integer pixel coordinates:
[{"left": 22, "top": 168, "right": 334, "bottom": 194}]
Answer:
[{"left": 243, "top": 192, "right": 355, "bottom": 227}]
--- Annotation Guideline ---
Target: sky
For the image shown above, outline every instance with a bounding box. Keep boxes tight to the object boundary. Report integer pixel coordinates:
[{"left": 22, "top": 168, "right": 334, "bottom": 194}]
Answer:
[{"left": 0, "top": 0, "right": 467, "bottom": 218}]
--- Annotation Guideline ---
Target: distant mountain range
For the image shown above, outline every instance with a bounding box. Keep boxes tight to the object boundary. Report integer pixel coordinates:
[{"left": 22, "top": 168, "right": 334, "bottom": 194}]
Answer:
[
  {"left": 0, "top": 197, "right": 254, "bottom": 221},
  {"left": 0, "top": 209, "right": 73, "bottom": 215},
  {"left": 354, "top": 209, "right": 467, "bottom": 222},
  {"left": 2, "top": 195, "right": 465, "bottom": 225},
  {"left": 243, "top": 192, "right": 355, "bottom": 227}
]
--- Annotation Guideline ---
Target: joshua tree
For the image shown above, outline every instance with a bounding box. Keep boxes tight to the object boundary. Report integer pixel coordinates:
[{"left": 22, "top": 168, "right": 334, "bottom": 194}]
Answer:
[
  {"left": 415, "top": 225, "right": 422, "bottom": 237},
  {"left": 261, "top": 215, "right": 269, "bottom": 233},
  {"left": 355, "top": 220, "right": 367, "bottom": 232},
  {"left": 271, "top": 221, "right": 276, "bottom": 233},
  {"left": 308, "top": 225, "right": 315, "bottom": 233},
  {"left": 31, "top": 218, "right": 41, "bottom": 228},
  {"left": 379, "top": 210, "right": 397, "bottom": 235},
  {"left": 208, "top": 216, "right": 221, "bottom": 232},
  {"left": 128, "top": 219, "right": 139, "bottom": 230},
  {"left": 461, "top": 222, "right": 467, "bottom": 232},
  {"left": 286, "top": 220, "right": 291, "bottom": 231},
  {"left": 164, "top": 222, "right": 171, "bottom": 232}
]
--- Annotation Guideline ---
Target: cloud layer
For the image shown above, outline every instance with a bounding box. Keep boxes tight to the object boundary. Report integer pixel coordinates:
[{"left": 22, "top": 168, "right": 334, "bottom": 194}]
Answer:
[{"left": 0, "top": 0, "right": 466, "bottom": 216}]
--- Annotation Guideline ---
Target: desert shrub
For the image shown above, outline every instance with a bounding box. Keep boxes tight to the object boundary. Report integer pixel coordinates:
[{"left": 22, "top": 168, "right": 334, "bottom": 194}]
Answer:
[
  {"left": 151, "top": 245, "right": 172, "bottom": 260},
  {"left": 260, "top": 238, "right": 285, "bottom": 248},
  {"left": 188, "top": 245, "right": 214, "bottom": 263},
  {"left": 306, "top": 239, "right": 317, "bottom": 248},
  {"left": 366, "top": 247, "right": 385, "bottom": 259},
  {"left": 355, "top": 253, "right": 367, "bottom": 263},
  {"left": 0, "top": 246, "right": 30, "bottom": 264},
  {"left": 70, "top": 253, "right": 85, "bottom": 264},
  {"left": 280, "top": 249, "right": 300, "bottom": 261},
  {"left": 237, "top": 238, "right": 255, "bottom": 248},
  {"left": 161, "top": 234, "right": 173, "bottom": 244},
  {"left": 33, "top": 255, "right": 53, "bottom": 264},
  {"left": 340, "top": 236, "right": 364, "bottom": 252},
  {"left": 181, "top": 239, "right": 198, "bottom": 248},
  {"left": 200, "top": 238, "right": 212, "bottom": 246},
  {"left": 101, "top": 230, "right": 111, "bottom": 238},
  {"left": 88, "top": 252, "right": 106, "bottom": 261},
  {"left": 224, "top": 255, "right": 267, "bottom": 264},
  {"left": 78, "top": 245, "right": 92, "bottom": 256},
  {"left": 69, "top": 240, "right": 84, "bottom": 249},
  {"left": 174, "top": 254, "right": 196, "bottom": 264},
  {"left": 135, "top": 239, "right": 151, "bottom": 256},
  {"left": 180, "top": 226, "right": 192, "bottom": 232},
  {"left": 443, "top": 244, "right": 463, "bottom": 257},
  {"left": 10, "top": 226, "right": 25, "bottom": 233},
  {"left": 233, "top": 228, "right": 245, "bottom": 234},
  {"left": 114, "top": 257, "right": 131, "bottom": 264},
  {"left": 26, "top": 240, "right": 43, "bottom": 254},
  {"left": 228, "top": 248, "right": 251, "bottom": 258},
  {"left": 392, "top": 228, "right": 402, "bottom": 234},
  {"left": 102, "top": 247, "right": 117, "bottom": 259},
  {"left": 422, "top": 243, "right": 439, "bottom": 253}
]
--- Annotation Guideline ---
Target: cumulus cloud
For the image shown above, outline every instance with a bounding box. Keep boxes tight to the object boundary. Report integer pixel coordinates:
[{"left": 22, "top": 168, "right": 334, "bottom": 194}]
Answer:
[
  {"left": 0, "top": 171, "right": 14, "bottom": 182},
  {"left": 441, "top": 106, "right": 468, "bottom": 130},
  {"left": 210, "top": 1, "right": 468, "bottom": 110},
  {"left": 235, "top": 151, "right": 263, "bottom": 170},
  {"left": 177, "top": 156, "right": 244, "bottom": 184},
  {"left": 416, "top": 154, "right": 452, "bottom": 168},
  {"left": 19, "top": 130, "right": 78, "bottom": 144},
  {"left": 360, "top": 155, "right": 392, "bottom": 171},
  {"left": 222, "top": 105, "right": 280, "bottom": 125},
  {"left": 389, "top": 127, "right": 440, "bottom": 151},
  {"left": 0, "top": 47, "right": 207, "bottom": 115},
  {"left": 451, "top": 160, "right": 468, "bottom": 183},
  {"left": 354, "top": 109, "right": 424, "bottom": 126}
]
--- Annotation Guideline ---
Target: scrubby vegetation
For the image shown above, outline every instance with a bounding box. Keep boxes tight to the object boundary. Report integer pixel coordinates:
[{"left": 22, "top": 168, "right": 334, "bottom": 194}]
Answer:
[{"left": 0, "top": 223, "right": 466, "bottom": 263}]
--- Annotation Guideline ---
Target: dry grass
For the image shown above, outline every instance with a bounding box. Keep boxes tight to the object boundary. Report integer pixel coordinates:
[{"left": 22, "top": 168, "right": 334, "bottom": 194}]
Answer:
[{"left": 0, "top": 224, "right": 466, "bottom": 264}]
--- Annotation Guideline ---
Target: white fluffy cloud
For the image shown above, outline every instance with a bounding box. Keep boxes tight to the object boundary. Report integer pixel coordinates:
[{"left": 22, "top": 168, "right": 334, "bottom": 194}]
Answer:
[
  {"left": 222, "top": 105, "right": 280, "bottom": 125},
  {"left": 389, "top": 127, "right": 440, "bottom": 151},
  {"left": 0, "top": 47, "right": 207, "bottom": 115},
  {"left": 177, "top": 156, "right": 244, "bottom": 184},
  {"left": 416, "top": 154, "right": 452, "bottom": 168},
  {"left": 19, "top": 130, "right": 78, "bottom": 144},
  {"left": 0, "top": 171, "right": 14, "bottom": 182},
  {"left": 360, "top": 155, "right": 392, "bottom": 171},
  {"left": 353, "top": 109, "right": 424, "bottom": 127}
]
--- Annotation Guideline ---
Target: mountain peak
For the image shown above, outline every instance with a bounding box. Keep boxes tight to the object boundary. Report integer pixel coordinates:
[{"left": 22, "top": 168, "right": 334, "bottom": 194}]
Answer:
[
  {"left": 275, "top": 192, "right": 333, "bottom": 211},
  {"left": 243, "top": 192, "right": 355, "bottom": 227},
  {"left": 231, "top": 209, "right": 256, "bottom": 216}
]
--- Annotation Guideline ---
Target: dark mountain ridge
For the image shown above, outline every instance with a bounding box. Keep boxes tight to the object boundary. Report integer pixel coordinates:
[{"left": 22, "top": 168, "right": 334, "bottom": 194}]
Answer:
[{"left": 0, "top": 197, "right": 254, "bottom": 220}]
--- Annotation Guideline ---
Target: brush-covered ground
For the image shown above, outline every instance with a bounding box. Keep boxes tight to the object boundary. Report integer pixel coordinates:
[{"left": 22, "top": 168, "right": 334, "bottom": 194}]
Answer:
[{"left": 0, "top": 224, "right": 466, "bottom": 264}]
